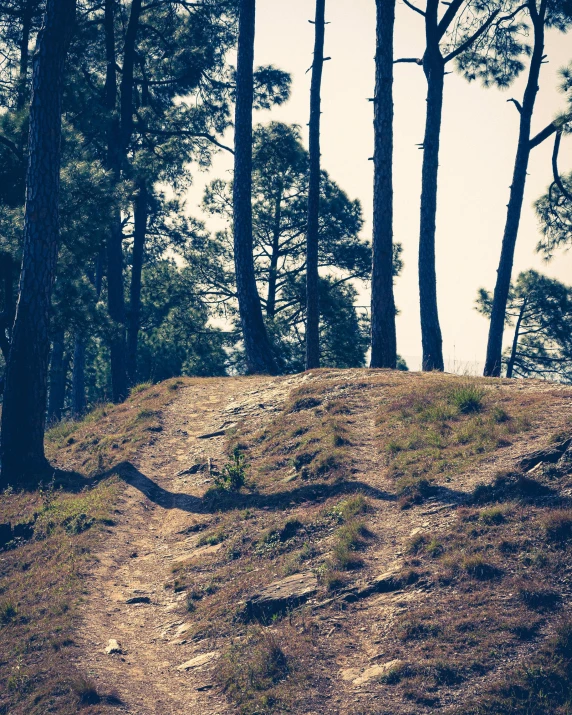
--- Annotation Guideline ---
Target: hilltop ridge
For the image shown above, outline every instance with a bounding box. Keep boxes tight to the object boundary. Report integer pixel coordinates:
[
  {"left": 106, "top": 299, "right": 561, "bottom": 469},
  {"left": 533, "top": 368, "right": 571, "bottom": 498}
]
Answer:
[{"left": 2, "top": 369, "right": 572, "bottom": 714}]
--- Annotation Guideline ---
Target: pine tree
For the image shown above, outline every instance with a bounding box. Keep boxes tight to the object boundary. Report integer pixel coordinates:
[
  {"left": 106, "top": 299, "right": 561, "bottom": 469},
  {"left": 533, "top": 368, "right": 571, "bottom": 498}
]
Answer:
[
  {"left": 370, "top": 0, "right": 397, "bottom": 369},
  {"left": 0, "top": 0, "right": 76, "bottom": 485},
  {"left": 233, "top": 0, "right": 278, "bottom": 375},
  {"left": 483, "top": 5, "right": 572, "bottom": 377},
  {"left": 305, "top": 0, "right": 326, "bottom": 370}
]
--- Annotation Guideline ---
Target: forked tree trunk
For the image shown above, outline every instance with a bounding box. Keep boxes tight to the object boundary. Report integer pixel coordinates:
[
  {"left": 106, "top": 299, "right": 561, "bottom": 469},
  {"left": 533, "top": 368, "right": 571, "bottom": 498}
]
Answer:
[
  {"left": 370, "top": 0, "right": 397, "bottom": 369},
  {"left": 127, "top": 183, "right": 148, "bottom": 386},
  {"left": 419, "top": 0, "right": 445, "bottom": 372},
  {"left": 233, "top": 0, "right": 278, "bottom": 375},
  {"left": 506, "top": 296, "right": 528, "bottom": 379},
  {"left": 484, "top": 3, "right": 546, "bottom": 377},
  {"left": 0, "top": 0, "right": 76, "bottom": 485},
  {"left": 305, "top": 0, "right": 326, "bottom": 371}
]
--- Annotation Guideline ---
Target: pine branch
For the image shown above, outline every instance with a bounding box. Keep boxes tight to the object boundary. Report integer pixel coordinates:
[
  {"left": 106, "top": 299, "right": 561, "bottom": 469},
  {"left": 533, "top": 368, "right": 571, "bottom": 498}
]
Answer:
[
  {"left": 443, "top": 9, "right": 500, "bottom": 64},
  {"left": 402, "top": 0, "right": 426, "bottom": 17}
]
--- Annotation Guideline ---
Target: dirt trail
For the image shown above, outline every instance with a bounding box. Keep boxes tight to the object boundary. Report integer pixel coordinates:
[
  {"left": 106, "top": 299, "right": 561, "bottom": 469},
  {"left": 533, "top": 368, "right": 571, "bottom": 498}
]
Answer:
[
  {"left": 73, "top": 370, "right": 572, "bottom": 714},
  {"left": 75, "top": 375, "right": 295, "bottom": 714}
]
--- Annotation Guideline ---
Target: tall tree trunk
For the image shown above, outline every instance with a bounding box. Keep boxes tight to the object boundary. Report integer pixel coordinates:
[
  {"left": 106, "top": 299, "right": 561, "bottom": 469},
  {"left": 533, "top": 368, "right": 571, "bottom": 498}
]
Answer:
[
  {"left": 419, "top": 0, "right": 445, "bottom": 372},
  {"left": 103, "top": 0, "right": 142, "bottom": 402},
  {"left": 0, "top": 0, "right": 75, "bottom": 485},
  {"left": 47, "top": 329, "right": 66, "bottom": 422},
  {"left": 233, "top": 0, "right": 278, "bottom": 375},
  {"left": 16, "top": 2, "right": 32, "bottom": 111},
  {"left": 370, "top": 0, "right": 397, "bottom": 369},
  {"left": 484, "top": 4, "right": 545, "bottom": 377},
  {"left": 305, "top": 0, "right": 326, "bottom": 371},
  {"left": 71, "top": 333, "right": 86, "bottom": 417},
  {"left": 127, "top": 182, "right": 148, "bottom": 386},
  {"left": 266, "top": 185, "right": 282, "bottom": 319},
  {"left": 506, "top": 296, "right": 528, "bottom": 379}
]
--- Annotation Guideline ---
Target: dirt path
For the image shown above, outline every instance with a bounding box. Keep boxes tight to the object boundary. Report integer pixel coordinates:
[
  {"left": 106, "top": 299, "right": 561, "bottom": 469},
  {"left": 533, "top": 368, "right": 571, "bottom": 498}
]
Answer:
[
  {"left": 73, "top": 370, "right": 572, "bottom": 714},
  {"left": 74, "top": 375, "right": 294, "bottom": 714}
]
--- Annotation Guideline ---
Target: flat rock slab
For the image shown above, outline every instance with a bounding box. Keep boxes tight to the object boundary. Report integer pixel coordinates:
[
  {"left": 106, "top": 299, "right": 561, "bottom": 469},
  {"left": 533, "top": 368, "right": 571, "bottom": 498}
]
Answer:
[
  {"left": 341, "top": 659, "right": 404, "bottom": 686},
  {"left": 172, "top": 542, "right": 224, "bottom": 565},
  {"left": 177, "top": 651, "right": 220, "bottom": 671},
  {"left": 243, "top": 572, "right": 318, "bottom": 622}
]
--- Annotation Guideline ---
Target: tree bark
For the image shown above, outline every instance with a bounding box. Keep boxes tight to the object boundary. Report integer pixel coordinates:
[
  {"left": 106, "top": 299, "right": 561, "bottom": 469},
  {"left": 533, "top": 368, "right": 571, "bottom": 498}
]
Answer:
[
  {"left": 71, "top": 333, "right": 86, "bottom": 417},
  {"left": 47, "top": 329, "right": 66, "bottom": 423},
  {"left": 266, "top": 185, "right": 282, "bottom": 319},
  {"left": 233, "top": 0, "right": 278, "bottom": 375},
  {"left": 103, "top": 0, "right": 142, "bottom": 402},
  {"left": 419, "top": 0, "right": 445, "bottom": 372},
  {"left": 305, "top": 0, "right": 326, "bottom": 371},
  {"left": 483, "top": 3, "right": 545, "bottom": 377},
  {"left": 506, "top": 296, "right": 527, "bottom": 379},
  {"left": 127, "top": 182, "right": 148, "bottom": 385},
  {"left": 370, "top": 0, "right": 397, "bottom": 369},
  {"left": 0, "top": 0, "right": 75, "bottom": 485}
]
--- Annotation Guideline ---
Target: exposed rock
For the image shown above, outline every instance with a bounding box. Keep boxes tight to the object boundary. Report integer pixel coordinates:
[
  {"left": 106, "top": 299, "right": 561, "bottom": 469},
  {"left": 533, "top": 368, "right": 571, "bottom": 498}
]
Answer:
[
  {"left": 126, "top": 595, "right": 151, "bottom": 604},
  {"left": 342, "top": 569, "right": 404, "bottom": 602},
  {"left": 519, "top": 439, "right": 572, "bottom": 472},
  {"left": 177, "top": 651, "right": 220, "bottom": 671},
  {"left": 341, "top": 659, "right": 405, "bottom": 687},
  {"left": 242, "top": 572, "right": 318, "bottom": 621},
  {"left": 105, "top": 639, "right": 123, "bottom": 655},
  {"left": 197, "top": 430, "right": 225, "bottom": 440},
  {"left": 176, "top": 463, "right": 205, "bottom": 476}
]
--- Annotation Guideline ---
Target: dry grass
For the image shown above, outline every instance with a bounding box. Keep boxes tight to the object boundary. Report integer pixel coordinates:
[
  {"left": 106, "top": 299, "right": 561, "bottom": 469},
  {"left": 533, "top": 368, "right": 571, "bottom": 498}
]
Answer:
[
  {"left": 0, "top": 478, "right": 120, "bottom": 714},
  {"left": 44, "top": 377, "right": 188, "bottom": 476}
]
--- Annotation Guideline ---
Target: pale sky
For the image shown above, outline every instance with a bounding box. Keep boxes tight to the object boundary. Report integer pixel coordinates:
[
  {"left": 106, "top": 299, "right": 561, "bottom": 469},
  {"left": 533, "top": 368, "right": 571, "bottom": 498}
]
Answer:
[{"left": 187, "top": 0, "right": 572, "bottom": 373}]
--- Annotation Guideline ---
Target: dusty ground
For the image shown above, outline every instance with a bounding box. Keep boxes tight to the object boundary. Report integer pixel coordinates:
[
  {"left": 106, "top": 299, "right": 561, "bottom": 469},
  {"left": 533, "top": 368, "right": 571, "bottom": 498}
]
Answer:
[{"left": 66, "top": 370, "right": 572, "bottom": 714}]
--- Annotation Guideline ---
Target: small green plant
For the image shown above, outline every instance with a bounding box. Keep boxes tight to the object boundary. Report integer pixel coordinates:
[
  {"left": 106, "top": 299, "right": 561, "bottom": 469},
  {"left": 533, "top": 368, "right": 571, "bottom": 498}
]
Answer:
[
  {"left": 215, "top": 448, "right": 247, "bottom": 492},
  {"left": 543, "top": 510, "right": 572, "bottom": 542},
  {"left": 449, "top": 383, "right": 486, "bottom": 414},
  {"left": 479, "top": 507, "right": 506, "bottom": 526},
  {"left": 1, "top": 601, "right": 18, "bottom": 625}
]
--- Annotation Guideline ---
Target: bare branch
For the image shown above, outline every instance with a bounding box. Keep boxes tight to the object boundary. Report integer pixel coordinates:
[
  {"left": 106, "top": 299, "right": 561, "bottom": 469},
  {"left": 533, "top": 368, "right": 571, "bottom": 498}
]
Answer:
[
  {"left": 394, "top": 57, "right": 423, "bottom": 65},
  {"left": 552, "top": 130, "right": 572, "bottom": 203},
  {"left": 443, "top": 9, "right": 500, "bottom": 64},
  {"left": 507, "top": 98, "right": 522, "bottom": 114},
  {"left": 402, "top": 0, "right": 426, "bottom": 17}
]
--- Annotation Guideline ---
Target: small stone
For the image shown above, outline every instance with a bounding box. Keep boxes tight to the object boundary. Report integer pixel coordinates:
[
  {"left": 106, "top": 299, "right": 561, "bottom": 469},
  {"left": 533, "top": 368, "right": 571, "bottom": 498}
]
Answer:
[{"left": 105, "top": 639, "right": 123, "bottom": 655}]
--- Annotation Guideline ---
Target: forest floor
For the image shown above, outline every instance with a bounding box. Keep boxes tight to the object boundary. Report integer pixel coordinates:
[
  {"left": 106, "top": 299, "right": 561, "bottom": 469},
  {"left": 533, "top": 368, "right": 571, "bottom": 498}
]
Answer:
[{"left": 2, "top": 369, "right": 572, "bottom": 714}]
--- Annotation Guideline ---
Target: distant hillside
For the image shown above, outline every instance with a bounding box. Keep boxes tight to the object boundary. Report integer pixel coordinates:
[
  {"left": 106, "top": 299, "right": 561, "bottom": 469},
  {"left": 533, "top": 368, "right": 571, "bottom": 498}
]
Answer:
[{"left": 2, "top": 369, "right": 572, "bottom": 714}]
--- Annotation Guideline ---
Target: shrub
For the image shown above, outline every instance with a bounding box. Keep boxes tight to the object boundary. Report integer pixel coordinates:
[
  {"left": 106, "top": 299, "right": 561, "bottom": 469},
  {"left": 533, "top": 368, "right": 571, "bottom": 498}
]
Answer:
[
  {"left": 215, "top": 448, "right": 247, "bottom": 492},
  {"left": 449, "top": 383, "right": 486, "bottom": 414},
  {"left": 543, "top": 510, "right": 572, "bottom": 542},
  {"left": 462, "top": 556, "right": 502, "bottom": 581},
  {"left": 479, "top": 507, "right": 506, "bottom": 525}
]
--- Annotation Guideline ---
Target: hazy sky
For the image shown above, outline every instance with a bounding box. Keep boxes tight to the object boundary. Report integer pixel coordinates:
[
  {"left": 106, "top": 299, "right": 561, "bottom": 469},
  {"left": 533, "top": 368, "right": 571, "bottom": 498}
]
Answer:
[{"left": 187, "top": 0, "right": 572, "bottom": 372}]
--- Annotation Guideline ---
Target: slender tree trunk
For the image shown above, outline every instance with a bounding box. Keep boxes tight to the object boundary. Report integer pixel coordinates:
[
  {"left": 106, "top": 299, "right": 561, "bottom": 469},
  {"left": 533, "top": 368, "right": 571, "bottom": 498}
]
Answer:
[
  {"left": 71, "top": 333, "right": 86, "bottom": 417},
  {"left": 0, "top": 0, "right": 75, "bottom": 485},
  {"left": 305, "top": 0, "right": 326, "bottom": 370},
  {"left": 233, "top": 0, "right": 278, "bottom": 375},
  {"left": 370, "top": 0, "right": 397, "bottom": 369},
  {"left": 484, "top": 5, "right": 545, "bottom": 377},
  {"left": 419, "top": 2, "right": 445, "bottom": 372},
  {"left": 127, "top": 182, "right": 148, "bottom": 385},
  {"left": 103, "top": 0, "right": 141, "bottom": 402},
  {"left": 506, "top": 297, "right": 528, "bottom": 379},
  {"left": 16, "top": 3, "right": 32, "bottom": 111},
  {"left": 47, "top": 329, "right": 66, "bottom": 422},
  {"left": 266, "top": 186, "right": 282, "bottom": 319}
]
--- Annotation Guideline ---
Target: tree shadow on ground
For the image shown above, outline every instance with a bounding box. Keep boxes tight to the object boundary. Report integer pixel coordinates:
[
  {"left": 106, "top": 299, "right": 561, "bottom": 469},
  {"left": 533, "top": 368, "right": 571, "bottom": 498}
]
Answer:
[{"left": 108, "top": 461, "right": 469, "bottom": 514}]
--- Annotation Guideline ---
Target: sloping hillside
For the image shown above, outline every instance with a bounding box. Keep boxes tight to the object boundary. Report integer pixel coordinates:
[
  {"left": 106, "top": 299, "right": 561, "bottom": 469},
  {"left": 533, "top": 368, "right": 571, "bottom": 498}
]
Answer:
[{"left": 2, "top": 370, "right": 572, "bottom": 714}]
